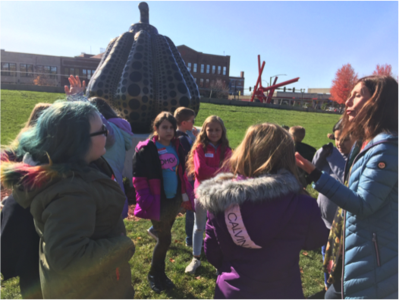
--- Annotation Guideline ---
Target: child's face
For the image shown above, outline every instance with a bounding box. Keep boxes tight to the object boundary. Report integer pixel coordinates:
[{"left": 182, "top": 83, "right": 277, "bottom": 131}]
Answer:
[
  {"left": 181, "top": 116, "right": 195, "bottom": 132},
  {"left": 156, "top": 119, "right": 175, "bottom": 143},
  {"left": 206, "top": 121, "right": 223, "bottom": 144}
]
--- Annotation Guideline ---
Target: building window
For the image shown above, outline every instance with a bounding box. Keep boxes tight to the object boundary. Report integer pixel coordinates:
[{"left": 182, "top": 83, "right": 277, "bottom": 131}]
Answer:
[
  {"left": 218, "top": 66, "right": 221, "bottom": 75},
  {"left": 223, "top": 66, "right": 227, "bottom": 75},
  {"left": 200, "top": 64, "right": 204, "bottom": 73},
  {"left": 193, "top": 63, "right": 197, "bottom": 73},
  {"left": 20, "top": 64, "right": 34, "bottom": 77},
  {"left": 1, "top": 63, "right": 17, "bottom": 77},
  {"left": 206, "top": 65, "right": 210, "bottom": 74},
  {"left": 187, "top": 62, "right": 191, "bottom": 71},
  {"left": 205, "top": 79, "right": 210, "bottom": 87},
  {"left": 194, "top": 78, "right": 197, "bottom": 82},
  {"left": 212, "top": 65, "right": 216, "bottom": 74},
  {"left": 38, "top": 65, "right": 58, "bottom": 78},
  {"left": 200, "top": 78, "right": 204, "bottom": 87}
]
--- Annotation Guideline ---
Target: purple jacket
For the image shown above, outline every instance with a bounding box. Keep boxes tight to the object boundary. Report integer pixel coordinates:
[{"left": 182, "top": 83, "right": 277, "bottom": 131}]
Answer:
[
  {"left": 132, "top": 136, "right": 195, "bottom": 221},
  {"left": 196, "top": 170, "right": 329, "bottom": 299}
]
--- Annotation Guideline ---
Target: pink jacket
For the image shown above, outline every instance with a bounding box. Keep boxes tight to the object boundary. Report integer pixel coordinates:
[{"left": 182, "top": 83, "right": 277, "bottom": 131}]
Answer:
[{"left": 193, "top": 143, "right": 232, "bottom": 190}]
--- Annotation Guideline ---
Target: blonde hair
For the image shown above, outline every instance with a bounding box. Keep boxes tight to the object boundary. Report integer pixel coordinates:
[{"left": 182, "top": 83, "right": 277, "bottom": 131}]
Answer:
[
  {"left": 186, "top": 115, "right": 229, "bottom": 177},
  {"left": 289, "top": 126, "right": 305, "bottom": 143},
  {"left": 8, "top": 103, "right": 52, "bottom": 149},
  {"left": 229, "top": 123, "right": 300, "bottom": 179}
]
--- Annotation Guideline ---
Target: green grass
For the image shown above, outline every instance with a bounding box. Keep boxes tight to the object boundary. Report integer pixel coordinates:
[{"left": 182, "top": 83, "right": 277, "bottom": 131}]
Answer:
[{"left": 1, "top": 90, "right": 335, "bottom": 298}]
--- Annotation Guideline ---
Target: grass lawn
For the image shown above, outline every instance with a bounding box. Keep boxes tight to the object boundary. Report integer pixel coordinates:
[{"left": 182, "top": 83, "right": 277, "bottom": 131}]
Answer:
[{"left": 1, "top": 90, "right": 338, "bottom": 298}]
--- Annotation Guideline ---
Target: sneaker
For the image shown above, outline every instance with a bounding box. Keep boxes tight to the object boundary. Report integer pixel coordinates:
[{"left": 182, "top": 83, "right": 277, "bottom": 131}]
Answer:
[
  {"left": 147, "top": 227, "right": 158, "bottom": 241},
  {"left": 185, "top": 257, "right": 201, "bottom": 274},
  {"left": 147, "top": 273, "right": 164, "bottom": 293},
  {"left": 161, "top": 273, "right": 175, "bottom": 290}
]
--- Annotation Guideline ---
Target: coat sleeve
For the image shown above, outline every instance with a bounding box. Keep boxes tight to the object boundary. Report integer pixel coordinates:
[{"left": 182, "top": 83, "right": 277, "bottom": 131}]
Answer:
[
  {"left": 303, "top": 198, "right": 330, "bottom": 250},
  {"left": 204, "top": 211, "right": 223, "bottom": 270},
  {"left": 194, "top": 146, "right": 219, "bottom": 182},
  {"left": 41, "top": 188, "right": 135, "bottom": 275},
  {"left": 132, "top": 148, "right": 160, "bottom": 211},
  {"left": 313, "top": 144, "right": 398, "bottom": 218}
]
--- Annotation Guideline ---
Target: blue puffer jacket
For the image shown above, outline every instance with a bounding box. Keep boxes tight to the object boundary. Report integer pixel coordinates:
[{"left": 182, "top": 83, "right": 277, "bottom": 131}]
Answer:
[{"left": 313, "top": 132, "right": 398, "bottom": 299}]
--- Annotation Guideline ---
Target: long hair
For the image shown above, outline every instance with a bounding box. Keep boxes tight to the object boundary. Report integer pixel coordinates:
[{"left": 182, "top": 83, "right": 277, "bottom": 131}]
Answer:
[
  {"left": 7, "top": 103, "right": 52, "bottom": 150},
  {"left": 229, "top": 123, "right": 300, "bottom": 180},
  {"left": 340, "top": 75, "right": 398, "bottom": 141},
  {"left": 186, "top": 115, "right": 229, "bottom": 177},
  {"left": 89, "top": 97, "right": 121, "bottom": 120},
  {"left": 151, "top": 111, "right": 177, "bottom": 137}
]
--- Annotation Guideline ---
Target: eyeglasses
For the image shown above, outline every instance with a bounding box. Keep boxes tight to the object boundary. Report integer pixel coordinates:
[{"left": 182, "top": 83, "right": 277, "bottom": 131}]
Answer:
[{"left": 90, "top": 124, "right": 108, "bottom": 137}]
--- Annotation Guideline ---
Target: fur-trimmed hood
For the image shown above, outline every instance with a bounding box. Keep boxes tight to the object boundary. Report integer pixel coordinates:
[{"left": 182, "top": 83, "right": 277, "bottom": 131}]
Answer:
[{"left": 196, "top": 169, "right": 302, "bottom": 213}]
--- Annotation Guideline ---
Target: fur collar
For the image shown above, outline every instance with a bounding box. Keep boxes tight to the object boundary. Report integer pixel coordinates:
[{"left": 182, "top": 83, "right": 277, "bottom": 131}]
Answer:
[{"left": 196, "top": 169, "right": 301, "bottom": 213}]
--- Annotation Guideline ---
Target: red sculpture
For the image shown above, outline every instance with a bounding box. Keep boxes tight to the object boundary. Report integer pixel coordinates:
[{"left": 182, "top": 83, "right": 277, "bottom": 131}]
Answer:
[{"left": 250, "top": 55, "right": 300, "bottom": 103}]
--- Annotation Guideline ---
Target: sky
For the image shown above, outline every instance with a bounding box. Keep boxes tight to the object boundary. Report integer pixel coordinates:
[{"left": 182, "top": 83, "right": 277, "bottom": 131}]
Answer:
[{"left": 1, "top": 1, "right": 398, "bottom": 92}]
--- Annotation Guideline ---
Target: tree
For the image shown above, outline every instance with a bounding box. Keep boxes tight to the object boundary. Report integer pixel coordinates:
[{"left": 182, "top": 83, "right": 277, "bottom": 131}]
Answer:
[
  {"left": 330, "top": 64, "right": 358, "bottom": 105},
  {"left": 373, "top": 64, "right": 392, "bottom": 76},
  {"left": 33, "top": 75, "right": 57, "bottom": 86},
  {"left": 209, "top": 79, "right": 229, "bottom": 99}
]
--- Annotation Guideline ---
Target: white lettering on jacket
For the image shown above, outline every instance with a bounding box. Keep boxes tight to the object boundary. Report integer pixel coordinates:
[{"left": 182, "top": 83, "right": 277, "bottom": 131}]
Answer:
[{"left": 224, "top": 205, "right": 262, "bottom": 249}]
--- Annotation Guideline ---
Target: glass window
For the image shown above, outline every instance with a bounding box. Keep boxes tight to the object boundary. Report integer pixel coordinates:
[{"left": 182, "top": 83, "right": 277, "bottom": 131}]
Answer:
[
  {"left": 64, "top": 68, "right": 69, "bottom": 76},
  {"left": 200, "top": 78, "right": 204, "bottom": 87},
  {"left": 2, "top": 63, "right": 17, "bottom": 76},
  {"left": 69, "top": 68, "right": 75, "bottom": 76},
  {"left": 194, "top": 77, "right": 197, "bottom": 82},
  {"left": 50, "top": 66, "right": 57, "bottom": 79},
  {"left": 223, "top": 66, "right": 227, "bottom": 75},
  {"left": 212, "top": 65, "right": 216, "bottom": 74},
  {"left": 36, "top": 65, "right": 43, "bottom": 75},
  {"left": 20, "top": 64, "right": 34, "bottom": 77},
  {"left": 193, "top": 63, "right": 197, "bottom": 73},
  {"left": 205, "top": 79, "right": 209, "bottom": 87},
  {"left": 44, "top": 66, "right": 51, "bottom": 74},
  {"left": 20, "top": 64, "right": 27, "bottom": 77},
  {"left": 88, "top": 70, "right": 92, "bottom": 79},
  {"left": 218, "top": 66, "right": 221, "bottom": 74},
  {"left": 82, "top": 69, "right": 87, "bottom": 76},
  {"left": 200, "top": 64, "right": 204, "bottom": 73},
  {"left": 206, "top": 65, "right": 210, "bottom": 74},
  {"left": 74, "top": 68, "right": 79, "bottom": 76},
  {"left": 187, "top": 62, "right": 191, "bottom": 71}
]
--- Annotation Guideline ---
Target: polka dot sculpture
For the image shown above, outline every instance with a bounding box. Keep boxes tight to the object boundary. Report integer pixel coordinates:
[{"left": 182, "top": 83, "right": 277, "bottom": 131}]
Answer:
[{"left": 86, "top": 2, "right": 200, "bottom": 133}]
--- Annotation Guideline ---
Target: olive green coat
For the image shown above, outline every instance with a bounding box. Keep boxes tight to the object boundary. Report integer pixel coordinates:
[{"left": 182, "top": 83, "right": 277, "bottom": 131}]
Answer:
[{"left": 13, "top": 164, "right": 135, "bottom": 299}]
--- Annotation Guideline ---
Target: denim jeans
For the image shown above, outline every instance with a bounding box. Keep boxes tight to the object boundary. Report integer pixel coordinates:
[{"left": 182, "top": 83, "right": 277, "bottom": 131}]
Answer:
[
  {"left": 185, "top": 210, "right": 194, "bottom": 246},
  {"left": 192, "top": 199, "right": 207, "bottom": 256}
]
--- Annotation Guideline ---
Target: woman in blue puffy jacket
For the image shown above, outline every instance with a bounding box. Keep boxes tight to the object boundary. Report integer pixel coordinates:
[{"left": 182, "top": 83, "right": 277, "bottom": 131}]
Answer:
[{"left": 296, "top": 75, "right": 398, "bottom": 299}]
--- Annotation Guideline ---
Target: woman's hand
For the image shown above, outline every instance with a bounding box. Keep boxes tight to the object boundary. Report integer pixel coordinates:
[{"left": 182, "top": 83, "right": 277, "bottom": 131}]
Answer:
[
  {"left": 64, "top": 75, "right": 86, "bottom": 96},
  {"left": 295, "top": 152, "right": 316, "bottom": 174}
]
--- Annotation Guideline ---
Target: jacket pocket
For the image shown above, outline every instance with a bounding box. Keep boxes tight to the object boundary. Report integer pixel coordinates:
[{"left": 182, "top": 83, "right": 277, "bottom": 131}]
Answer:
[{"left": 372, "top": 233, "right": 381, "bottom": 267}]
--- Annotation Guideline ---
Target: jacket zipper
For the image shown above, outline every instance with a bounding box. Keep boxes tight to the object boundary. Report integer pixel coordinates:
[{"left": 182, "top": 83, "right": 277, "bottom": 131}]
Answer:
[{"left": 372, "top": 233, "right": 381, "bottom": 267}]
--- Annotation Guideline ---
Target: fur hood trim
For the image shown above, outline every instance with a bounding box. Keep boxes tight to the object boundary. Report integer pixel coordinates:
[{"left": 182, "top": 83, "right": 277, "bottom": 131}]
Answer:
[{"left": 196, "top": 169, "right": 301, "bottom": 213}]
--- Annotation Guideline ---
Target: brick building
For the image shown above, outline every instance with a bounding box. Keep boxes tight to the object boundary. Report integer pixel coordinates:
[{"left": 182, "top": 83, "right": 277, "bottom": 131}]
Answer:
[{"left": 1, "top": 49, "right": 100, "bottom": 87}]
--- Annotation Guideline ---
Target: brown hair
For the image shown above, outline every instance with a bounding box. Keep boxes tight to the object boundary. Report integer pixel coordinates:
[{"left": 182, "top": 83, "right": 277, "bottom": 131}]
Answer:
[
  {"left": 151, "top": 111, "right": 177, "bottom": 136},
  {"left": 230, "top": 123, "right": 300, "bottom": 180},
  {"left": 186, "top": 115, "right": 229, "bottom": 177},
  {"left": 289, "top": 126, "right": 306, "bottom": 143},
  {"left": 173, "top": 107, "right": 195, "bottom": 125},
  {"left": 340, "top": 75, "right": 398, "bottom": 141}
]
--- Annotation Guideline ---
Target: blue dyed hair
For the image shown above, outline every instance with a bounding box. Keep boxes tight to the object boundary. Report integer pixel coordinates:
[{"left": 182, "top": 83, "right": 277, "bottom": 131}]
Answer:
[{"left": 15, "top": 101, "right": 99, "bottom": 167}]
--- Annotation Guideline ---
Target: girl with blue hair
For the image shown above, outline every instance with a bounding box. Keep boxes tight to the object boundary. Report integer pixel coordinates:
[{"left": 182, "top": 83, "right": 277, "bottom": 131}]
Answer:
[{"left": 1, "top": 101, "right": 135, "bottom": 299}]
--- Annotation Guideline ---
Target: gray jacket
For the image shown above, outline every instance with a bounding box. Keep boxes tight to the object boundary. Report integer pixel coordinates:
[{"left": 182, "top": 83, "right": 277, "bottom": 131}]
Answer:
[{"left": 312, "top": 144, "right": 346, "bottom": 229}]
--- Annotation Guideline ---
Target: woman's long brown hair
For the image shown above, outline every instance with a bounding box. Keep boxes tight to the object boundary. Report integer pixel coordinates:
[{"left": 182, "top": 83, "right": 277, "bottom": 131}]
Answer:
[{"left": 340, "top": 75, "right": 398, "bottom": 142}]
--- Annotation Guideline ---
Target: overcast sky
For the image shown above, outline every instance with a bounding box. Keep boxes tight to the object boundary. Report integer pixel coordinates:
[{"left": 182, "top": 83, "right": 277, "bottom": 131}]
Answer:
[{"left": 1, "top": 1, "right": 397, "bottom": 91}]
